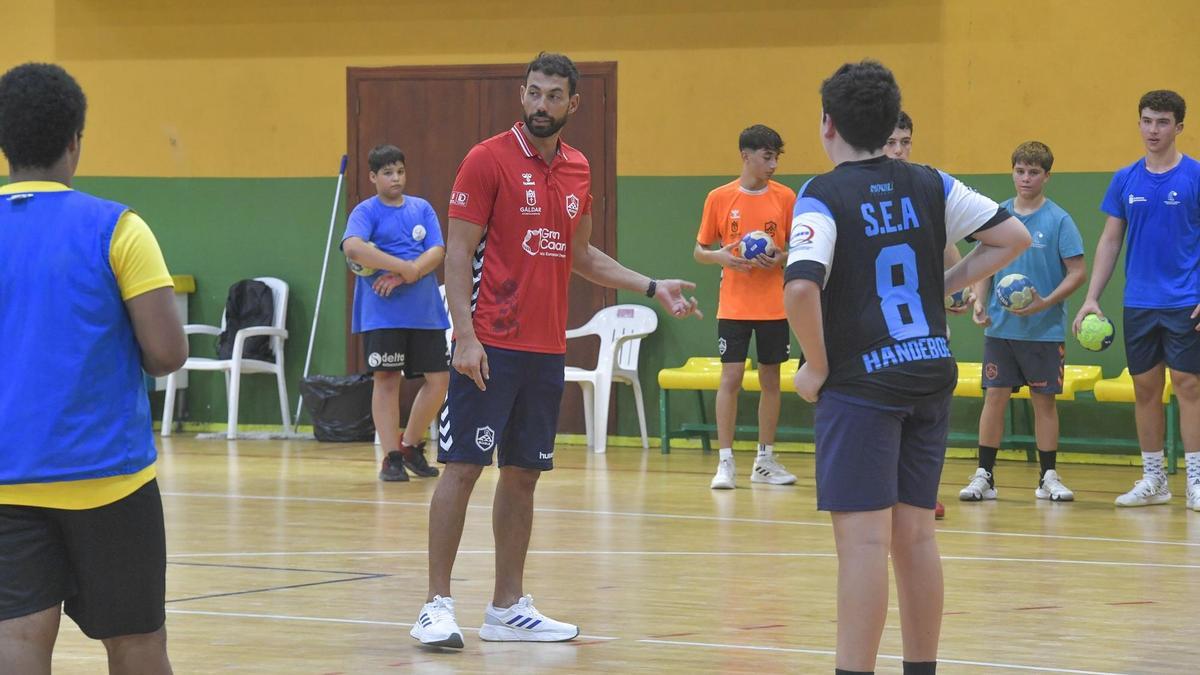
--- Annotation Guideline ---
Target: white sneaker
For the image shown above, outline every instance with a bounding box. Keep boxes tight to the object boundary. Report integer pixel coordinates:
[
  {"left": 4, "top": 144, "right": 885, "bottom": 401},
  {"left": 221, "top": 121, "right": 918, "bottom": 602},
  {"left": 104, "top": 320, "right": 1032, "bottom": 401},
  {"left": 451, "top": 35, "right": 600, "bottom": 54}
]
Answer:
[
  {"left": 710, "top": 457, "right": 736, "bottom": 489},
  {"left": 1035, "top": 469, "right": 1074, "bottom": 501},
  {"left": 479, "top": 595, "right": 579, "bottom": 642},
  {"left": 410, "top": 595, "right": 464, "bottom": 648},
  {"left": 1186, "top": 481, "right": 1200, "bottom": 511},
  {"left": 751, "top": 455, "right": 797, "bottom": 485},
  {"left": 1114, "top": 476, "right": 1172, "bottom": 507},
  {"left": 959, "top": 468, "right": 997, "bottom": 501}
]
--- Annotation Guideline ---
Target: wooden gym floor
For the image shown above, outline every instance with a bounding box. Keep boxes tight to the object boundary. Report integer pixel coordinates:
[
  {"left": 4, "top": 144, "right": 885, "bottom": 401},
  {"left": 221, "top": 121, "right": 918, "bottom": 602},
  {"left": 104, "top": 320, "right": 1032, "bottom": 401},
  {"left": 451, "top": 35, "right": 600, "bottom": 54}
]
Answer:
[{"left": 47, "top": 437, "right": 1200, "bottom": 674}]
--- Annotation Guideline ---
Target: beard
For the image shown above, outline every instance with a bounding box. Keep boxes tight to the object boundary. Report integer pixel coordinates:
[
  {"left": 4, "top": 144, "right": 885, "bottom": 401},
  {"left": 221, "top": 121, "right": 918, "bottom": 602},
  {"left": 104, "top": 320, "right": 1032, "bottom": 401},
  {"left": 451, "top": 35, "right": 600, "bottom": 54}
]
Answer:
[{"left": 523, "top": 110, "right": 568, "bottom": 138}]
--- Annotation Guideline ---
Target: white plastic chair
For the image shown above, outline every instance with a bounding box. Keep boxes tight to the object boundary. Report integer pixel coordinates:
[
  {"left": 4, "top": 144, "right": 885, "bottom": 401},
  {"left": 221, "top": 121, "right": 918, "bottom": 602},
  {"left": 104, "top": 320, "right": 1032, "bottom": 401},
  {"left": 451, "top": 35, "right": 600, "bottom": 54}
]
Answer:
[
  {"left": 375, "top": 283, "right": 452, "bottom": 446},
  {"left": 564, "top": 304, "right": 658, "bottom": 453},
  {"left": 162, "top": 277, "right": 292, "bottom": 440}
]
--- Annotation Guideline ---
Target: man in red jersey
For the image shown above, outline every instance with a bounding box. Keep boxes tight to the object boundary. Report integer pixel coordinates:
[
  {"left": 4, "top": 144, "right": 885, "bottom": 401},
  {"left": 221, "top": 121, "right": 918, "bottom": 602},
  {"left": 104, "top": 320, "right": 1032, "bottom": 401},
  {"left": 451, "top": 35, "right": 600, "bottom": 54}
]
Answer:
[{"left": 410, "top": 53, "right": 701, "bottom": 649}]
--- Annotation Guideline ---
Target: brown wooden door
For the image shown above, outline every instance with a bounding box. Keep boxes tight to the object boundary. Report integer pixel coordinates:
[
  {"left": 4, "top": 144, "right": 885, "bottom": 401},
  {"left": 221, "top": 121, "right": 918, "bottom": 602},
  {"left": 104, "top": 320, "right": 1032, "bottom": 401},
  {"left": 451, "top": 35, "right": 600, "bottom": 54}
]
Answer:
[{"left": 346, "top": 63, "right": 617, "bottom": 436}]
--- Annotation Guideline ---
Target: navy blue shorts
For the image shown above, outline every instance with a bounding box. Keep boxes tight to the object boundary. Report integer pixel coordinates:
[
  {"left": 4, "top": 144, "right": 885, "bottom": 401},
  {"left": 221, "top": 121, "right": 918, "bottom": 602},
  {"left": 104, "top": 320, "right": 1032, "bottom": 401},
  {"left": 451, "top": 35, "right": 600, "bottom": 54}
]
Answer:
[
  {"left": 1124, "top": 307, "right": 1200, "bottom": 375},
  {"left": 982, "top": 337, "right": 1064, "bottom": 395},
  {"left": 813, "top": 391, "right": 951, "bottom": 512},
  {"left": 437, "top": 344, "right": 564, "bottom": 470}
]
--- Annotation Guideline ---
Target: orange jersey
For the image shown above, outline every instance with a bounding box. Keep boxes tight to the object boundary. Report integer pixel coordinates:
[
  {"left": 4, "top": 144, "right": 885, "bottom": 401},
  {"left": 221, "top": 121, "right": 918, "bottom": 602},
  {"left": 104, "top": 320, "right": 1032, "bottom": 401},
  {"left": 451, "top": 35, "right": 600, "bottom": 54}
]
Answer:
[{"left": 696, "top": 179, "right": 796, "bottom": 320}]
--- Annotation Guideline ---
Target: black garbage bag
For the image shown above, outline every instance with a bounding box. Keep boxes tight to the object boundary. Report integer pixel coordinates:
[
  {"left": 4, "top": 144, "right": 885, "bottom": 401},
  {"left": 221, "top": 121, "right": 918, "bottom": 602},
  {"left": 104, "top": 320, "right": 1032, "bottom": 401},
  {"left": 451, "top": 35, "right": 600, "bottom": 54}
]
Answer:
[{"left": 299, "top": 374, "right": 375, "bottom": 442}]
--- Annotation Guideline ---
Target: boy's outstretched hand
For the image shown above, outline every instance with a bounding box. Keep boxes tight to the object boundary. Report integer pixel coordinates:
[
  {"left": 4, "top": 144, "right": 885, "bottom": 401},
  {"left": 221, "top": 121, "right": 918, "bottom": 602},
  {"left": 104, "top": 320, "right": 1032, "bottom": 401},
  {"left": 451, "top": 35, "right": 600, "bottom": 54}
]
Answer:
[{"left": 653, "top": 280, "right": 703, "bottom": 320}]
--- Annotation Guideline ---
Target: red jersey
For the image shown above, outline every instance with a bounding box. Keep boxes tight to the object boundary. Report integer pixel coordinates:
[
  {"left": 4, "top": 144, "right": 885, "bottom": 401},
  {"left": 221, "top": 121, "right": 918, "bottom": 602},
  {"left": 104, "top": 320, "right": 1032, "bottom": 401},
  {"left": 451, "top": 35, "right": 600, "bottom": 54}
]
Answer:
[{"left": 448, "top": 122, "right": 592, "bottom": 354}]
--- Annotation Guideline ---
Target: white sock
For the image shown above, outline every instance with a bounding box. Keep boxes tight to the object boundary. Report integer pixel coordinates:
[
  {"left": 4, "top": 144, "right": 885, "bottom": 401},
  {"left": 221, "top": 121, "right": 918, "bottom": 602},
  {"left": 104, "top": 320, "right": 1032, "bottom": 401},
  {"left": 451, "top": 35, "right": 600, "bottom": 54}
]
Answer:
[
  {"left": 757, "top": 444, "right": 774, "bottom": 458},
  {"left": 719, "top": 448, "right": 733, "bottom": 461},
  {"left": 1142, "top": 450, "right": 1167, "bottom": 483},
  {"left": 1186, "top": 451, "right": 1200, "bottom": 485}
]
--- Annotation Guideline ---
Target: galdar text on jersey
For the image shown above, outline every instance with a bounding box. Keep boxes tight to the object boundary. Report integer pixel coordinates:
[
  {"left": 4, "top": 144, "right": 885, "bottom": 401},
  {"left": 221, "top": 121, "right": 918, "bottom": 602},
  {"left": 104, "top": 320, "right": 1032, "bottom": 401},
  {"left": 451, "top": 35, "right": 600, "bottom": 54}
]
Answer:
[{"left": 785, "top": 156, "right": 1009, "bottom": 404}]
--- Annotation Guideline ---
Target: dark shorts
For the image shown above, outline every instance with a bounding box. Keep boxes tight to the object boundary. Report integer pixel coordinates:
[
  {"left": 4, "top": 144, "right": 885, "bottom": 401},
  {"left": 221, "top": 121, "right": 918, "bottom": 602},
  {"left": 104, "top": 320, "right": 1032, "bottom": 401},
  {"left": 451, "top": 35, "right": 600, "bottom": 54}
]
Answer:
[
  {"left": 0, "top": 479, "right": 167, "bottom": 639},
  {"left": 363, "top": 328, "right": 450, "bottom": 377},
  {"left": 813, "top": 391, "right": 951, "bottom": 512},
  {"left": 717, "top": 318, "right": 790, "bottom": 365},
  {"left": 437, "top": 344, "right": 564, "bottom": 471},
  {"left": 1124, "top": 306, "right": 1200, "bottom": 375},
  {"left": 982, "top": 337, "right": 1065, "bottom": 395}
]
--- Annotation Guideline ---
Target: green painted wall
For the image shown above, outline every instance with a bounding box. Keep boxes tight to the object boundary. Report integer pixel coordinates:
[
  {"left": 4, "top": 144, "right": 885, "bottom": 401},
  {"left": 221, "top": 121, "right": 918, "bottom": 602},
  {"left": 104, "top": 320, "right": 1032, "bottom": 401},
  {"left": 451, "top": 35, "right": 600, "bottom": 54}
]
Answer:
[
  {"left": 78, "top": 171, "right": 1150, "bottom": 450},
  {"left": 76, "top": 177, "right": 348, "bottom": 427}
]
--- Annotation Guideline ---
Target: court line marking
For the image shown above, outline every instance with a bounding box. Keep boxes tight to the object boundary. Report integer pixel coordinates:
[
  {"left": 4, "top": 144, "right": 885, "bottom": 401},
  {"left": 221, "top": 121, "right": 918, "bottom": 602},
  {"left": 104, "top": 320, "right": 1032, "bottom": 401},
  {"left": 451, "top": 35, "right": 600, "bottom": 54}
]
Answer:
[
  {"left": 639, "top": 639, "right": 1128, "bottom": 675},
  {"left": 163, "top": 608, "right": 619, "bottom": 640},
  {"left": 161, "top": 491, "right": 1200, "bottom": 549},
  {"left": 166, "top": 574, "right": 388, "bottom": 605},
  {"left": 160, "top": 609, "right": 1125, "bottom": 674},
  {"left": 166, "top": 549, "right": 1200, "bottom": 570}
]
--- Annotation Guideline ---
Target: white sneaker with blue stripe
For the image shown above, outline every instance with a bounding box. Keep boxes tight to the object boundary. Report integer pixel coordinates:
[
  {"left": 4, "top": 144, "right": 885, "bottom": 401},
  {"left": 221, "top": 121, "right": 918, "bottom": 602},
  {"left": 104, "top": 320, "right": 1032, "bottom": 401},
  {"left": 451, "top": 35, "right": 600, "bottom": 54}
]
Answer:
[
  {"left": 478, "top": 595, "right": 579, "bottom": 642},
  {"left": 410, "top": 595, "right": 464, "bottom": 648}
]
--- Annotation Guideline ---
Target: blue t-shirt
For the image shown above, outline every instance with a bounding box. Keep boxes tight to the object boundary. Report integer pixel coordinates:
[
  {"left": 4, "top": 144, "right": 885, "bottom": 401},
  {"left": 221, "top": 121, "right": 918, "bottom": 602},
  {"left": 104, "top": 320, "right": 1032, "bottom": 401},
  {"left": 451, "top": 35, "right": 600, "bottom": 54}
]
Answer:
[
  {"left": 342, "top": 195, "right": 450, "bottom": 333},
  {"left": 985, "top": 198, "right": 1085, "bottom": 342},
  {"left": 1100, "top": 154, "right": 1200, "bottom": 309}
]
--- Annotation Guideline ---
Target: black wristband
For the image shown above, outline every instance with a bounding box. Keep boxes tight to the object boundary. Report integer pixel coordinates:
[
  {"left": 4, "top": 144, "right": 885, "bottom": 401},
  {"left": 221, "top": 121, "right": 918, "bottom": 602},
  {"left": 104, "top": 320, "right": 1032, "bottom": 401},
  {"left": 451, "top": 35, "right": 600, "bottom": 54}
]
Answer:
[{"left": 645, "top": 279, "right": 657, "bottom": 298}]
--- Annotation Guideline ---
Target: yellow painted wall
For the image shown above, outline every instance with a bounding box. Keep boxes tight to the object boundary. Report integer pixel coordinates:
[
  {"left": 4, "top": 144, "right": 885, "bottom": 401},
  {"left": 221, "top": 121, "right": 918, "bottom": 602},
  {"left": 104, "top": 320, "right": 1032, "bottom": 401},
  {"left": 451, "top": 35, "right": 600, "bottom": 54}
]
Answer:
[{"left": 3, "top": 0, "right": 1198, "bottom": 177}]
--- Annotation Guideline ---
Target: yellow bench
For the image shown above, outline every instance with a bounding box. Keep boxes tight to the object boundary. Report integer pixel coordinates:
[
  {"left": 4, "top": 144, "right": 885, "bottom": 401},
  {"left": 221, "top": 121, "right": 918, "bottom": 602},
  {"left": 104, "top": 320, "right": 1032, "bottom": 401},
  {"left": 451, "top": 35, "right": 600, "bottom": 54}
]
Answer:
[
  {"left": 1093, "top": 368, "right": 1181, "bottom": 472},
  {"left": 658, "top": 358, "right": 753, "bottom": 452},
  {"left": 1094, "top": 368, "right": 1173, "bottom": 404}
]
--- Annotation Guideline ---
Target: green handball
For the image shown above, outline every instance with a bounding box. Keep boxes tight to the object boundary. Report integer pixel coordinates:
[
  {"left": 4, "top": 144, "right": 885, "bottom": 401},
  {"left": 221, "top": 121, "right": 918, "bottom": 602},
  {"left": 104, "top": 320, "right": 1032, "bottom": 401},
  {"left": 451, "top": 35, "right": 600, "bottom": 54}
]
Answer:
[{"left": 1077, "top": 314, "right": 1115, "bottom": 352}]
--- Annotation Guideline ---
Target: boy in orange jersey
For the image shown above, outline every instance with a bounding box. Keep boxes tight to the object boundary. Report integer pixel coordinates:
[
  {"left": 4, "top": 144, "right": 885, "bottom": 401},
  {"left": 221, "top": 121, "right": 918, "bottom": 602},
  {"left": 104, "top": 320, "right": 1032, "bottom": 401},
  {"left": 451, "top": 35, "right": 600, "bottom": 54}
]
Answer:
[{"left": 695, "top": 124, "right": 797, "bottom": 489}]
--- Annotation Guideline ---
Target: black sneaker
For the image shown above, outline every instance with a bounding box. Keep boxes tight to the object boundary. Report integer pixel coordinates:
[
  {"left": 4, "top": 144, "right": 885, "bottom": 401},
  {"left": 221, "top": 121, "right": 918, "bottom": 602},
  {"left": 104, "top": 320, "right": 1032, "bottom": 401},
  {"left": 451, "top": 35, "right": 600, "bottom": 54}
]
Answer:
[
  {"left": 401, "top": 441, "right": 440, "bottom": 478},
  {"left": 379, "top": 451, "right": 410, "bottom": 482}
]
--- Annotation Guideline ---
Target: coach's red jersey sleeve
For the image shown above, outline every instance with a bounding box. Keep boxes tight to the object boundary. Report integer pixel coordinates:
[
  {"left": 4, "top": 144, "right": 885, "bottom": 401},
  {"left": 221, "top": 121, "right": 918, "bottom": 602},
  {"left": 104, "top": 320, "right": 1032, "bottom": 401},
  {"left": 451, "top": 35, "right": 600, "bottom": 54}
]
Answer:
[{"left": 448, "top": 144, "right": 498, "bottom": 226}]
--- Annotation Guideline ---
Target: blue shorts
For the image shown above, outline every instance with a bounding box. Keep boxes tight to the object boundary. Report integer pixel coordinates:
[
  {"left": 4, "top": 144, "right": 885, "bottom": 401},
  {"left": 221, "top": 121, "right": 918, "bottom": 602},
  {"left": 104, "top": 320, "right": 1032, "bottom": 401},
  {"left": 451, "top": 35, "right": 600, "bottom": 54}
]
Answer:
[
  {"left": 437, "top": 344, "right": 565, "bottom": 471},
  {"left": 1124, "top": 307, "right": 1200, "bottom": 375},
  {"left": 813, "top": 390, "right": 951, "bottom": 512},
  {"left": 982, "top": 338, "right": 1064, "bottom": 395}
]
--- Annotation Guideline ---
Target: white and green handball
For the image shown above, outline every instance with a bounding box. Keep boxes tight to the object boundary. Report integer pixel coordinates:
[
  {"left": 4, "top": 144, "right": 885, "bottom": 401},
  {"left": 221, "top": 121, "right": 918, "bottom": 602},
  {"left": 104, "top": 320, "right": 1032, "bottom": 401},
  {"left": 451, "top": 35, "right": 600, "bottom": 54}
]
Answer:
[{"left": 1077, "top": 313, "right": 1115, "bottom": 352}]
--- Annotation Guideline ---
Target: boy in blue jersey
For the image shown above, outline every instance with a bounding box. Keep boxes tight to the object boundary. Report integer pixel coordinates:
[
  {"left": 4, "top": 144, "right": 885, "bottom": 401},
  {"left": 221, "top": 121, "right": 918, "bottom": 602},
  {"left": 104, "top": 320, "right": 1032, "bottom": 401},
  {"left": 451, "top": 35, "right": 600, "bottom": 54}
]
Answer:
[
  {"left": 960, "top": 142, "right": 1087, "bottom": 503},
  {"left": 1073, "top": 90, "right": 1200, "bottom": 509},
  {"left": 343, "top": 145, "right": 450, "bottom": 482},
  {"left": 0, "top": 63, "right": 186, "bottom": 674},
  {"left": 785, "top": 60, "right": 1029, "bottom": 673}
]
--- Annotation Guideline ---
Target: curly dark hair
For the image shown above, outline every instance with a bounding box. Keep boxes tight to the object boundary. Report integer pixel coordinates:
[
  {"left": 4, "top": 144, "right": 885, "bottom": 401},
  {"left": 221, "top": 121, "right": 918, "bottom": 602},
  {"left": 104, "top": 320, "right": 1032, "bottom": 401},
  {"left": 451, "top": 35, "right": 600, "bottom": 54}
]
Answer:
[
  {"left": 820, "top": 60, "right": 901, "bottom": 152},
  {"left": 896, "top": 110, "right": 913, "bottom": 133},
  {"left": 0, "top": 63, "right": 87, "bottom": 170},
  {"left": 526, "top": 52, "right": 579, "bottom": 96},
  {"left": 1139, "top": 89, "right": 1186, "bottom": 124}
]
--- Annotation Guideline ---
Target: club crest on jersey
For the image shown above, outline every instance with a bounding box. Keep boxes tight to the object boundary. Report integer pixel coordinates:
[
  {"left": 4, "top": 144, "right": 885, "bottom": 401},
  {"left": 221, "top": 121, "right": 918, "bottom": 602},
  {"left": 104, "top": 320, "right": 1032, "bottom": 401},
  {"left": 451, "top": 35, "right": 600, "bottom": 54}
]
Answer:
[
  {"left": 1165, "top": 190, "right": 1181, "bottom": 206},
  {"left": 520, "top": 189, "right": 542, "bottom": 216},
  {"left": 412, "top": 224, "right": 427, "bottom": 242},
  {"left": 565, "top": 193, "right": 580, "bottom": 218}
]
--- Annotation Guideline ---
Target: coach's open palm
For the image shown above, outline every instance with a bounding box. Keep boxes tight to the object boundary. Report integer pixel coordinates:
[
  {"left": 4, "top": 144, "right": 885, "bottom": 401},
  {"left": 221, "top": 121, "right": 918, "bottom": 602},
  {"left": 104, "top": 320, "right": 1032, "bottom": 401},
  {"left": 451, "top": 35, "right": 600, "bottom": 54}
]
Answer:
[{"left": 654, "top": 280, "right": 704, "bottom": 320}]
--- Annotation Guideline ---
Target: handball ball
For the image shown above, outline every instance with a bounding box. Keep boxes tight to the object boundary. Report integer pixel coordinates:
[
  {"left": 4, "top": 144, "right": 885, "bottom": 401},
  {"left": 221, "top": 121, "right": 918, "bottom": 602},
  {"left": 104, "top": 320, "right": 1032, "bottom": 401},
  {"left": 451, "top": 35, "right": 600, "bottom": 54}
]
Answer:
[
  {"left": 739, "top": 231, "right": 774, "bottom": 259},
  {"left": 944, "top": 289, "right": 971, "bottom": 310},
  {"left": 996, "top": 273, "right": 1035, "bottom": 311},
  {"left": 347, "top": 241, "right": 379, "bottom": 277},
  {"left": 1077, "top": 314, "right": 1115, "bottom": 352}
]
